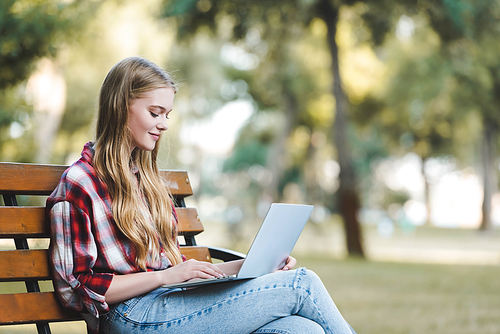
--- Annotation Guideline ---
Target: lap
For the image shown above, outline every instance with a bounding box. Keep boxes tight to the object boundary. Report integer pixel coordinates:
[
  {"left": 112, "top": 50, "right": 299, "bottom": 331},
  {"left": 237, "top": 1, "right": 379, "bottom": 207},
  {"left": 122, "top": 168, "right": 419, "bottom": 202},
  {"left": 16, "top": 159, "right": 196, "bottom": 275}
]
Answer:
[{"left": 101, "top": 268, "right": 319, "bottom": 334}]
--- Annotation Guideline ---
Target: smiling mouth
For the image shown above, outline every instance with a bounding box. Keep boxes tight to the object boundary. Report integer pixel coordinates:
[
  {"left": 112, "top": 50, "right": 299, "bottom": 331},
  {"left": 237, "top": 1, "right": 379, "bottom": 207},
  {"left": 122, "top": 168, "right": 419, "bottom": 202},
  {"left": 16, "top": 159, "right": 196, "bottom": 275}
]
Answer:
[{"left": 149, "top": 133, "right": 160, "bottom": 140}]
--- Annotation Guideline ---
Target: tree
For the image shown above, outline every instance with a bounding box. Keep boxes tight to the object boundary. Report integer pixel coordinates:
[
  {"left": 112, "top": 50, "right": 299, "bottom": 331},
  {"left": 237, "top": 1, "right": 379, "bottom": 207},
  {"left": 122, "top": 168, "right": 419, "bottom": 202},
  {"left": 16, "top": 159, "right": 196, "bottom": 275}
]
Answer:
[
  {"left": 357, "top": 0, "right": 500, "bottom": 230},
  {"left": 0, "top": 0, "right": 101, "bottom": 162},
  {"left": 0, "top": 0, "right": 97, "bottom": 89},
  {"left": 162, "top": 0, "right": 368, "bottom": 256}
]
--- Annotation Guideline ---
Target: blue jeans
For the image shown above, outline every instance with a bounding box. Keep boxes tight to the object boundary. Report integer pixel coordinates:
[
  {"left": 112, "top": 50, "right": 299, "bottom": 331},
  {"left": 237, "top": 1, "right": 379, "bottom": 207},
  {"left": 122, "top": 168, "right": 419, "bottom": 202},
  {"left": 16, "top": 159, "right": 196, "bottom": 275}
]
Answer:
[{"left": 100, "top": 268, "right": 355, "bottom": 334}]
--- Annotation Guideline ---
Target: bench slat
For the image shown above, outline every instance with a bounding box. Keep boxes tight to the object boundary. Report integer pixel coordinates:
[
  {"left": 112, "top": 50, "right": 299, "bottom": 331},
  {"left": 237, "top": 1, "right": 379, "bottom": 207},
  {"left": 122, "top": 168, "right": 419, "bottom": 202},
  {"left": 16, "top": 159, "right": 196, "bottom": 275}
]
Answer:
[
  {"left": 0, "top": 246, "right": 211, "bottom": 281},
  {"left": 0, "top": 249, "right": 50, "bottom": 281},
  {"left": 0, "top": 292, "right": 81, "bottom": 324},
  {"left": 176, "top": 207, "right": 204, "bottom": 236},
  {"left": 0, "top": 207, "right": 203, "bottom": 238},
  {"left": 181, "top": 246, "right": 212, "bottom": 262},
  {"left": 0, "top": 207, "right": 48, "bottom": 237},
  {"left": 159, "top": 170, "right": 193, "bottom": 198},
  {"left": 0, "top": 163, "right": 193, "bottom": 197},
  {"left": 0, "top": 163, "right": 68, "bottom": 196}
]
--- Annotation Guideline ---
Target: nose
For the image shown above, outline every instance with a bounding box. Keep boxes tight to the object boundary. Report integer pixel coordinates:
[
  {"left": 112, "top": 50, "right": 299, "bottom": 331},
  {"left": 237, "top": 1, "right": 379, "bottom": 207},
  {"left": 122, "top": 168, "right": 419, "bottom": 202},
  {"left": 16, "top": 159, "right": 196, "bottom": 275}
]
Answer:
[{"left": 157, "top": 118, "right": 168, "bottom": 131}]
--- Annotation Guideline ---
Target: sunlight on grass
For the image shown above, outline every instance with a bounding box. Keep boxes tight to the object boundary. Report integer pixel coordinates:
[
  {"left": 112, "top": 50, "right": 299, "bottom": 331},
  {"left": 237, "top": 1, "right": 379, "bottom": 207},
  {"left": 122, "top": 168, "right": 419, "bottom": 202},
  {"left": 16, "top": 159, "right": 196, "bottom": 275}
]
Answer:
[{"left": 298, "top": 256, "right": 500, "bottom": 334}]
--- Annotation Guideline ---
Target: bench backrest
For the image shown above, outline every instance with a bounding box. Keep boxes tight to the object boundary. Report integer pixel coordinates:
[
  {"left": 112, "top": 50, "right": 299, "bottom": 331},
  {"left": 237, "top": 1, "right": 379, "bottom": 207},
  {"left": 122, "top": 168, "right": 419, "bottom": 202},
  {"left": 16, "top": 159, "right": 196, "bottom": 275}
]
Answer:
[{"left": 0, "top": 162, "right": 211, "bottom": 332}]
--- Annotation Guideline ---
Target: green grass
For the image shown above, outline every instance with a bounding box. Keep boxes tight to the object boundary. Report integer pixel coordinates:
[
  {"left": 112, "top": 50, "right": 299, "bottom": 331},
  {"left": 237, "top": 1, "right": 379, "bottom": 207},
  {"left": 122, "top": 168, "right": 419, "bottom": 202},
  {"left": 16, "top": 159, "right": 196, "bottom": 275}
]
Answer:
[
  {"left": 2, "top": 256, "right": 499, "bottom": 333},
  {"left": 298, "top": 256, "right": 500, "bottom": 334}
]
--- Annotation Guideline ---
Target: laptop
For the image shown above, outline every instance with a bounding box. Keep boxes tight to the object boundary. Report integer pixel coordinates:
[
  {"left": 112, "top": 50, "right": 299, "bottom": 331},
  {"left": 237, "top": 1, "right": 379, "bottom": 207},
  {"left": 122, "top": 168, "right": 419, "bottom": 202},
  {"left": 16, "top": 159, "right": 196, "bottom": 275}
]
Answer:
[{"left": 162, "top": 203, "right": 314, "bottom": 289}]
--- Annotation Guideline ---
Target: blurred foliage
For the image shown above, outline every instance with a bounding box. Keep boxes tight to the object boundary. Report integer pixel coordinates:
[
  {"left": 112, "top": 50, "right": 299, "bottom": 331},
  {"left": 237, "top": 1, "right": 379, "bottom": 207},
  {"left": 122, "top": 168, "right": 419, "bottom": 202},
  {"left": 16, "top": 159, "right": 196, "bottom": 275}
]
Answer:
[
  {"left": 0, "top": 0, "right": 100, "bottom": 89},
  {"left": 223, "top": 139, "right": 268, "bottom": 172},
  {"left": 0, "top": 0, "right": 102, "bottom": 163},
  {"left": 349, "top": 0, "right": 500, "bottom": 228},
  {"left": 2, "top": 0, "right": 500, "bottom": 231},
  {"left": 162, "top": 0, "right": 361, "bottom": 199}
]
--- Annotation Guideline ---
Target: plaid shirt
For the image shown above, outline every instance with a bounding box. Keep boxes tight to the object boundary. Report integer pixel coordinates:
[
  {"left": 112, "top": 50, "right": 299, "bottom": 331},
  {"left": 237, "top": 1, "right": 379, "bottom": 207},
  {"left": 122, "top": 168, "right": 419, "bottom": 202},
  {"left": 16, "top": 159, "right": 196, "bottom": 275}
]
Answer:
[{"left": 46, "top": 142, "right": 184, "bottom": 334}]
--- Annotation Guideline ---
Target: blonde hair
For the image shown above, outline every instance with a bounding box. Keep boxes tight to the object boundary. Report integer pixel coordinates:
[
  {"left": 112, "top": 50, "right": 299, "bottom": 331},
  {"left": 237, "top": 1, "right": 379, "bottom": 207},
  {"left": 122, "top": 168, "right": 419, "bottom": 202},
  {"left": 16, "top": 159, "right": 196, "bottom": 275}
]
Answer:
[{"left": 94, "top": 56, "right": 182, "bottom": 269}]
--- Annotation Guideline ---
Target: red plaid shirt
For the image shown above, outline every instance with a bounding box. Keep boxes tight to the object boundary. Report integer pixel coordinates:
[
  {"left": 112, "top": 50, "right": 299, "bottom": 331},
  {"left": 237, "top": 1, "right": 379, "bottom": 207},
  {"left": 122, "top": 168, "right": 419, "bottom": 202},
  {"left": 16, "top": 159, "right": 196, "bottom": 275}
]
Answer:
[{"left": 46, "top": 142, "right": 184, "bottom": 334}]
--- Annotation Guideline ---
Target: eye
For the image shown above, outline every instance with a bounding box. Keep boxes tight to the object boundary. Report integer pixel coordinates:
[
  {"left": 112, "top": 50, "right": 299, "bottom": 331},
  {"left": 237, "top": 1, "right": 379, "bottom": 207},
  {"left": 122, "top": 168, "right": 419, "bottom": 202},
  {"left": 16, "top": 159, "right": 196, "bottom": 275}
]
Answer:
[{"left": 150, "top": 111, "right": 159, "bottom": 118}]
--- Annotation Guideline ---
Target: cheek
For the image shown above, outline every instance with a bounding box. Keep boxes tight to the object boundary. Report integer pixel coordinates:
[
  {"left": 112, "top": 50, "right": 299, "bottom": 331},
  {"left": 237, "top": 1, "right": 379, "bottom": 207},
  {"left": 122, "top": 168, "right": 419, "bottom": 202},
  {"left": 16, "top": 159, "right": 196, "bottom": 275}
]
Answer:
[
  {"left": 128, "top": 114, "right": 146, "bottom": 132},
  {"left": 127, "top": 116, "right": 145, "bottom": 140}
]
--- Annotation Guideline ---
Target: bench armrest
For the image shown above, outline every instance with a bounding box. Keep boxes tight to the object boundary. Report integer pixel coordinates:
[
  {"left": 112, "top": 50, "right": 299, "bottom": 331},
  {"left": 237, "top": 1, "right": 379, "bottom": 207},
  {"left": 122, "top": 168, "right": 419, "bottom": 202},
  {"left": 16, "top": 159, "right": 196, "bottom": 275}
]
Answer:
[{"left": 207, "top": 246, "right": 246, "bottom": 262}]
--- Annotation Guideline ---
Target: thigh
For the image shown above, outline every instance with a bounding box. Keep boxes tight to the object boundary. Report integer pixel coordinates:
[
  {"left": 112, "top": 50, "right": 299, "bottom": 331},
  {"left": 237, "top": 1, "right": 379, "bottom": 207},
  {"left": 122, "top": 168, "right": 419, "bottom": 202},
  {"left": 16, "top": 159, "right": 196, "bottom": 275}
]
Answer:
[
  {"left": 253, "top": 315, "right": 325, "bottom": 334},
  {"left": 102, "top": 269, "right": 303, "bottom": 334}
]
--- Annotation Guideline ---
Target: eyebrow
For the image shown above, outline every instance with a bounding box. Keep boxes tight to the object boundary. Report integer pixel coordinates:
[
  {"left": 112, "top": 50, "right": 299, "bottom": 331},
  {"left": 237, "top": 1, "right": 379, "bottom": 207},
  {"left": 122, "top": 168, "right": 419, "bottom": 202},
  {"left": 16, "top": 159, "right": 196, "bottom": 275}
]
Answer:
[{"left": 150, "top": 105, "right": 172, "bottom": 113}]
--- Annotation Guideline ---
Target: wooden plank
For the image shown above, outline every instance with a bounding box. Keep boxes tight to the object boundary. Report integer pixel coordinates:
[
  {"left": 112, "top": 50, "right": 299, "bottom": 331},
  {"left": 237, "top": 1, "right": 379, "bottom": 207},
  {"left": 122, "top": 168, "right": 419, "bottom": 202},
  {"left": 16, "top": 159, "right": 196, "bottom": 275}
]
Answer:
[
  {"left": 0, "top": 250, "right": 50, "bottom": 281},
  {"left": 0, "top": 292, "right": 81, "bottom": 324},
  {"left": 0, "top": 207, "right": 48, "bottom": 237},
  {"left": 159, "top": 170, "right": 193, "bottom": 198},
  {"left": 0, "top": 246, "right": 212, "bottom": 281},
  {"left": 181, "top": 246, "right": 212, "bottom": 262},
  {"left": 0, "top": 163, "right": 67, "bottom": 195},
  {"left": 0, "top": 207, "right": 203, "bottom": 238},
  {"left": 0, "top": 163, "right": 193, "bottom": 197},
  {"left": 176, "top": 207, "right": 204, "bottom": 236}
]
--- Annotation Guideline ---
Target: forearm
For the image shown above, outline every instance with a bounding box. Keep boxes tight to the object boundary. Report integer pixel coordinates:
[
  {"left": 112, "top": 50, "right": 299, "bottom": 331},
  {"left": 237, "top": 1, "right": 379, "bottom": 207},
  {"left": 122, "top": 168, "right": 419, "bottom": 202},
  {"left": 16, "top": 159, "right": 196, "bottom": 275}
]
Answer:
[
  {"left": 105, "top": 259, "right": 228, "bottom": 304},
  {"left": 105, "top": 271, "right": 163, "bottom": 304}
]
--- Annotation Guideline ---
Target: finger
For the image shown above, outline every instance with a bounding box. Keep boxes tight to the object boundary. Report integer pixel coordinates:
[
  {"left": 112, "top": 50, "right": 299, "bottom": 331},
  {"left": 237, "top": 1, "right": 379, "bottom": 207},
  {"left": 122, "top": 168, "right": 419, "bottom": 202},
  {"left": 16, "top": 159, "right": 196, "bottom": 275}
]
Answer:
[
  {"left": 205, "top": 263, "right": 226, "bottom": 277},
  {"left": 195, "top": 263, "right": 226, "bottom": 278},
  {"left": 283, "top": 257, "right": 297, "bottom": 270}
]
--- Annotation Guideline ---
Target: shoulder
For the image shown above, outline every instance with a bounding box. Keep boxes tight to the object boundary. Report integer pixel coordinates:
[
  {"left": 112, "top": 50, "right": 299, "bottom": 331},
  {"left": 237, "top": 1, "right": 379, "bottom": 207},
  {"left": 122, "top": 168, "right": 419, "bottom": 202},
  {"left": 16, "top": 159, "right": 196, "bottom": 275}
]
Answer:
[
  {"left": 64, "top": 158, "right": 99, "bottom": 188},
  {"left": 47, "top": 158, "right": 106, "bottom": 212},
  {"left": 61, "top": 158, "right": 101, "bottom": 193},
  {"left": 53, "top": 142, "right": 101, "bottom": 192}
]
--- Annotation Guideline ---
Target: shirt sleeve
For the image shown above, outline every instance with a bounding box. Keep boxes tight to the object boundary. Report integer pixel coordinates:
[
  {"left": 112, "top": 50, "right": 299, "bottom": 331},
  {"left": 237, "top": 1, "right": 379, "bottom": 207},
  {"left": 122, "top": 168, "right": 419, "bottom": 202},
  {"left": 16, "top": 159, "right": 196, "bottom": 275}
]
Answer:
[{"left": 49, "top": 201, "right": 113, "bottom": 317}]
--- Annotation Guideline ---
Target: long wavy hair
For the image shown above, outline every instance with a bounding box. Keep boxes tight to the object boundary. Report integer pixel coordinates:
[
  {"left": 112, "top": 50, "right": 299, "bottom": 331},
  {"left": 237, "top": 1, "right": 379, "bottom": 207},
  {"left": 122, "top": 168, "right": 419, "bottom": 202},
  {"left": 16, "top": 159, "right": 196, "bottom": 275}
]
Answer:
[{"left": 93, "top": 56, "right": 182, "bottom": 269}]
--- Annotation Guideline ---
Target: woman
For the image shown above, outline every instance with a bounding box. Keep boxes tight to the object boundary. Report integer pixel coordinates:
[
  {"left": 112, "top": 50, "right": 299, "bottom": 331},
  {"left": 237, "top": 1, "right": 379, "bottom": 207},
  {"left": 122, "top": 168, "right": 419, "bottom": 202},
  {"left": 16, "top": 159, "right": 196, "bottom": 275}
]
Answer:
[{"left": 47, "top": 56, "right": 355, "bottom": 334}]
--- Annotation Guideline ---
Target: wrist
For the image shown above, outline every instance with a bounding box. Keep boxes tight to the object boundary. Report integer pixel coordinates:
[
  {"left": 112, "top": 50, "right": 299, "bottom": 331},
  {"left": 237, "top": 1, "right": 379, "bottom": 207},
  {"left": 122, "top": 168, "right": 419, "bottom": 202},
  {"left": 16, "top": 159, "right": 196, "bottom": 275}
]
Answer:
[{"left": 153, "top": 269, "right": 166, "bottom": 287}]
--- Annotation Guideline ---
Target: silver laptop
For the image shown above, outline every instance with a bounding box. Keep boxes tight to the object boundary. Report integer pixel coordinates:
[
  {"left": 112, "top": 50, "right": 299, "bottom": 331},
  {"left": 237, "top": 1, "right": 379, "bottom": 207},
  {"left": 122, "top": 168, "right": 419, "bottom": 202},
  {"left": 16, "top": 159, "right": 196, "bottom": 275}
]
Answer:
[{"left": 162, "top": 203, "right": 314, "bottom": 289}]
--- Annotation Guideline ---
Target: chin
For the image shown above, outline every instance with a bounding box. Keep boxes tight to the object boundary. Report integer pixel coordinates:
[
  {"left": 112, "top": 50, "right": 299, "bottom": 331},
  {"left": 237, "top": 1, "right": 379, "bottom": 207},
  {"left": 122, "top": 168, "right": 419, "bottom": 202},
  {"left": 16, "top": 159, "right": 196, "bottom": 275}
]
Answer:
[{"left": 137, "top": 144, "right": 156, "bottom": 152}]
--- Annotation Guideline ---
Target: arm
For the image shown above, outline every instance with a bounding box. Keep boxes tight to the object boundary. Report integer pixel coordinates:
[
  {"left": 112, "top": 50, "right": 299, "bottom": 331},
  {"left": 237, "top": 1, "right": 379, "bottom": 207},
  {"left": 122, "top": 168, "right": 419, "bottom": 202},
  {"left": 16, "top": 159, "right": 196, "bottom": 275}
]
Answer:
[
  {"left": 105, "top": 259, "right": 226, "bottom": 304},
  {"left": 49, "top": 202, "right": 113, "bottom": 315},
  {"left": 105, "top": 257, "right": 297, "bottom": 304}
]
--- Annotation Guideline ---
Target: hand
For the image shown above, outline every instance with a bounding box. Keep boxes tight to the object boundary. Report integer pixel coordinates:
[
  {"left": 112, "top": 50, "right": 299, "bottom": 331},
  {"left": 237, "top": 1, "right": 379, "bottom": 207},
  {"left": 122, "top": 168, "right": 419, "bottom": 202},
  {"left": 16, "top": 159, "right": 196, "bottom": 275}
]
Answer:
[
  {"left": 162, "top": 259, "right": 226, "bottom": 285},
  {"left": 279, "top": 256, "right": 297, "bottom": 271}
]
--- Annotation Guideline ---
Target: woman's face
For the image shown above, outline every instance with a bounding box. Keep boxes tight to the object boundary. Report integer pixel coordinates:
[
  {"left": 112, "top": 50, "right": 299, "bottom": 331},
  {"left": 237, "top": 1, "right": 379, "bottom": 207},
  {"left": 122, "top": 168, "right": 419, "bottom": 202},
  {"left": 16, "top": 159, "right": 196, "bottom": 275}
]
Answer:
[{"left": 127, "top": 87, "right": 175, "bottom": 153}]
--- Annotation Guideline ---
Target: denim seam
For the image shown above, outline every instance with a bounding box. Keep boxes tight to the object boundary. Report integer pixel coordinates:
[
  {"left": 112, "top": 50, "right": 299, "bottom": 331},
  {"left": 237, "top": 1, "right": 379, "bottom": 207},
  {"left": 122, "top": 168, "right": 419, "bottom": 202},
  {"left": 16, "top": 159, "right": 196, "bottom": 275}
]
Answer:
[
  {"left": 294, "top": 287, "right": 330, "bottom": 332},
  {"left": 253, "top": 330, "right": 291, "bottom": 334},
  {"left": 122, "top": 293, "right": 144, "bottom": 312},
  {"left": 291, "top": 267, "right": 306, "bottom": 290},
  {"left": 290, "top": 268, "right": 330, "bottom": 332}
]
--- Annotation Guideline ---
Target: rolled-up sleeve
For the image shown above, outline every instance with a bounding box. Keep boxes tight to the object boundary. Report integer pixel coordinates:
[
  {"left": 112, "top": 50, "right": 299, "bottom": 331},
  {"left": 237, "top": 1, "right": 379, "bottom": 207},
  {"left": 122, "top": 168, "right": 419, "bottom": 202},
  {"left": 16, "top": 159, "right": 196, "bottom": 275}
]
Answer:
[{"left": 49, "top": 201, "right": 113, "bottom": 317}]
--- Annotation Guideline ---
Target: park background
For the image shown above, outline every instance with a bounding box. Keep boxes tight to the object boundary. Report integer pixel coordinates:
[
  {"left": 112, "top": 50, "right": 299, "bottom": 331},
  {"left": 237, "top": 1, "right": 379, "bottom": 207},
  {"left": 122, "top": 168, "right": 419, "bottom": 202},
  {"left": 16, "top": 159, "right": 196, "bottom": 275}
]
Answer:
[{"left": 1, "top": 0, "right": 500, "bottom": 333}]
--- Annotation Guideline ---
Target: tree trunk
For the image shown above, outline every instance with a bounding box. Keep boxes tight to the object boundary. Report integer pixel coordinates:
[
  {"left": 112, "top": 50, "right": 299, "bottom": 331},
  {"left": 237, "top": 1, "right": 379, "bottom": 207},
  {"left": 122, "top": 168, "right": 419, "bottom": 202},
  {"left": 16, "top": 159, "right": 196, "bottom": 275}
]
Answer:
[
  {"left": 317, "top": 0, "right": 364, "bottom": 257},
  {"left": 421, "top": 157, "right": 433, "bottom": 226},
  {"left": 480, "top": 121, "right": 497, "bottom": 231},
  {"left": 266, "top": 88, "right": 298, "bottom": 201}
]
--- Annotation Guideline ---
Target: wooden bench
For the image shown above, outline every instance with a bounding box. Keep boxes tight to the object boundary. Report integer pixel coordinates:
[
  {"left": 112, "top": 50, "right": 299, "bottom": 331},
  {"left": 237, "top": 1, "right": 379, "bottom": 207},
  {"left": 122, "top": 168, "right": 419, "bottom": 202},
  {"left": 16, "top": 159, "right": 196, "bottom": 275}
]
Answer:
[{"left": 0, "top": 162, "right": 244, "bottom": 334}]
